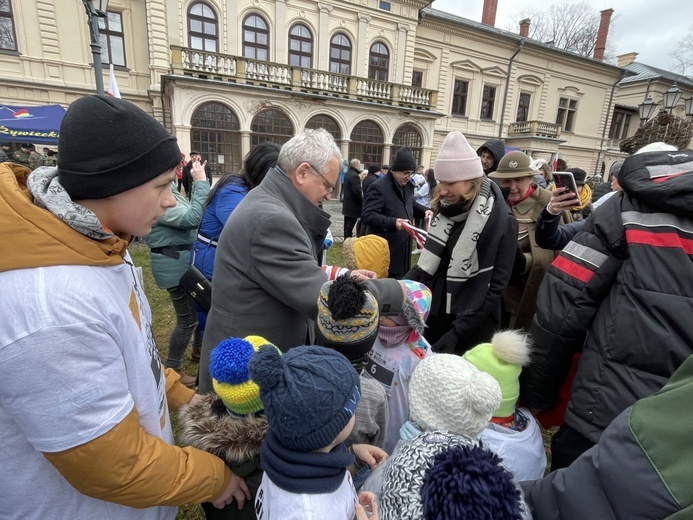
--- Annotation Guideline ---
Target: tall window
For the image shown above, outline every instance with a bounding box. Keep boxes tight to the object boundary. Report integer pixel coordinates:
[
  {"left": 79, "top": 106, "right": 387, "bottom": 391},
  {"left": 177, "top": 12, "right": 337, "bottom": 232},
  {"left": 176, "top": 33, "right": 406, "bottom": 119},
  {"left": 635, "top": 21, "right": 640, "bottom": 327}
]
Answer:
[
  {"left": 251, "top": 109, "right": 294, "bottom": 146},
  {"left": 305, "top": 114, "right": 342, "bottom": 141},
  {"left": 556, "top": 97, "right": 578, "bottom": 132},
  {"left": 289, "top": 24, "right": 313, "bottom": 68},
  {"left": 368, "top": 42, "right": 389, "bottom": 81},
  {"left": 516, "top": 92, "right": 531, "bottom": 122},
  {"left": 0, "top": 0, "right": 17, "bottom": 51},
  {"left": 349, "top": 120, "right": 384, "bottom": 166},
  {"left": 391, "top": 125, "right": 422, "bottom": 165},
  {"left": 609, "top": 109, "right": 633, "bottom": 140},
  {"left": 329, "top": 33, "right": 351, "bottom": 74},
  {"left": 191, "top": 103, "right": 241, "bottom": 175},
  {"left": 243, "top": 14, "right": 269, "bottom": 61},
  {"left": 188, "top": 2, "right": 218, "bottom": 52},
  {"left": 98, "top": 11, "right": 126, "bottom": 66},
  {"left": 480, "top": 85, "right": 496, "bottom": 120},
  {"left": 412, "top": 70, "right": 423, "bottom": 88},
  {"left": 451, "top": 79, "right": 468, "bottom": 116}
]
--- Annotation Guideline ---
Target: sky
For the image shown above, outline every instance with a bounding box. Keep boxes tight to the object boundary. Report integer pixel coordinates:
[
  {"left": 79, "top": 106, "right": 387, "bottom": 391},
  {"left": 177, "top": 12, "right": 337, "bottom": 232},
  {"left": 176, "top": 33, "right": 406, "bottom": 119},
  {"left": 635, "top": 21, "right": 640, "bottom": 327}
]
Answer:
[{"left": 430, "top": 0, "right": 693, "bottom": 72}]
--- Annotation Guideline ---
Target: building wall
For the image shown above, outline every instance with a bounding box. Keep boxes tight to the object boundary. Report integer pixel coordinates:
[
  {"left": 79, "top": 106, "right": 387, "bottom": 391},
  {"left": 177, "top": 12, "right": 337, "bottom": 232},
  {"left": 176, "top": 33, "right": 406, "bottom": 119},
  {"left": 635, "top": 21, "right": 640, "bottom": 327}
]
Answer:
[{"left": 0, "top": 0, "right": 630, "bottom": 176}]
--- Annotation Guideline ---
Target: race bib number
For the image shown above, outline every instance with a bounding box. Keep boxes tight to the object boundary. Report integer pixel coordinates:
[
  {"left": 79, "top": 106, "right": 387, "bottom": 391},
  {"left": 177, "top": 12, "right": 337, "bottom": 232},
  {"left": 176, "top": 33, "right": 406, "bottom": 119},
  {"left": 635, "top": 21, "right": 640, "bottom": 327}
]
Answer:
[{"left": 365, "top": 350, "right": 398, "bottom": 391}]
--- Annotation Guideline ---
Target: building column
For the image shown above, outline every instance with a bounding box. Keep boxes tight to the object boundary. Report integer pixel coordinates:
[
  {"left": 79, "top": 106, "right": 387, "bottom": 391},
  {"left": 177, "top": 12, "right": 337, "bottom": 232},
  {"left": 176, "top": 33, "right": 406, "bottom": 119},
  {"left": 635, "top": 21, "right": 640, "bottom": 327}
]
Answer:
[
  {"left": 226, "top": 0, "right": 239, "bottom": 55},
  {"left": 176, "top": 125, "right": 193, "bottom": 157},
  {"left": 356, "top": 13, "right": 371, "bottom": 78},
  {"left": 383, "top": 144, "right": 392, "bottom": 165},
  {"left": 340, "top": 139, "right": 351, "bottom": 162},
  {"left": 274, "top": 0, "right": 287, "bottom": 62},
  {"left": 317, "top": 3, "right": 333, "bottom": 71},
  {"left": 240, "top": 130, "right": 252, "bottom": 160},
  {"left": 395, "top": 23, "right": 411, "bottom": 85}
]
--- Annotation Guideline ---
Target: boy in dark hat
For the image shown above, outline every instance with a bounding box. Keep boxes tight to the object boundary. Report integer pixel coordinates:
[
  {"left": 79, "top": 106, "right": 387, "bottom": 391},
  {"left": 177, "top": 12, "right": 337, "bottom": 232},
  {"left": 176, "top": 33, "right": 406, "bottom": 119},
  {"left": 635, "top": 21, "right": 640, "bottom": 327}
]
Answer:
[
  {"left": 249, "top": 344, "right": 387, "bottom": 519},
  {"left": 361, "top": 147, "right": 433, "bottom": 278},
  {"left": 0, "top": 95, "right": 248, "bottom": 519}
]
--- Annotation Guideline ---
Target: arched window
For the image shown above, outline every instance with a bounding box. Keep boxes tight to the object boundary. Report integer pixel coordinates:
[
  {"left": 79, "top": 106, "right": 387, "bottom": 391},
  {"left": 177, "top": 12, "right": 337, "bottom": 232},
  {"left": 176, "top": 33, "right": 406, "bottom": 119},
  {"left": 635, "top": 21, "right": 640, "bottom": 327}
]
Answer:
[
  {"left": 243, "top": 14, "right": 269, "bottom": 61},
  {"left": 305, "top": 114, "right": 342, "bottom": 141},
  {"left": 289, "top": 24, "right": 313, "bottom": 68},
  {"left": 191, "top": 103, "right": 241, "bottom": 175},
  {"left": 391, "top": 124, "right": 422, "bottom": 165},
  {"left": 368, "top": 42, "right": 389, "bottom": 81},
  {"left": 251, "top": 109, "right": 294, "bottom": 146},
  {"left": 329, "top": 33, "right": 352, "bottom": 75},
  {"left": 188, "top": 2, "right": 218, "bottom": 52},
  {"left": 349, "top": 120, "right": 384, "bottom": 167}
]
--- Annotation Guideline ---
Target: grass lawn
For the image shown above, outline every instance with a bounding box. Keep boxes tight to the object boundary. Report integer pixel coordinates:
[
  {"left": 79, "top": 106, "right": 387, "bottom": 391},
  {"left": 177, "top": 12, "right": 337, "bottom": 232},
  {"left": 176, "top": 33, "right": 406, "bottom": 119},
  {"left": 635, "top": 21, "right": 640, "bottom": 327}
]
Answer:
[{"left": 129, "top": 240, "right": 552, "bottom": 519}]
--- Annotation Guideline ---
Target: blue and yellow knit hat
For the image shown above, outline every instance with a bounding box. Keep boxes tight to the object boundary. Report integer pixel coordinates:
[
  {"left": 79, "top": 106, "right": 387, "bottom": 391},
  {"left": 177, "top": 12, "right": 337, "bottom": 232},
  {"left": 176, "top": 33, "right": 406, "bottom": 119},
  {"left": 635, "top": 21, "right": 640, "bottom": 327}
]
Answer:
[{"left": 210, "top": 335, "right": 279, "bottom": 416}]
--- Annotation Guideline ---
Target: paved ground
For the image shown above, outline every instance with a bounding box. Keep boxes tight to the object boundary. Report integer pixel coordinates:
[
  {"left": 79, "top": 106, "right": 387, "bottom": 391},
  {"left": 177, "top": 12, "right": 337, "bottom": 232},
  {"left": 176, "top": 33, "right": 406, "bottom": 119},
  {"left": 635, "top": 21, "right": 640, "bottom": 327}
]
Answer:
[{"left": 323, "top": 199, "right": 346, "bottom": 242}]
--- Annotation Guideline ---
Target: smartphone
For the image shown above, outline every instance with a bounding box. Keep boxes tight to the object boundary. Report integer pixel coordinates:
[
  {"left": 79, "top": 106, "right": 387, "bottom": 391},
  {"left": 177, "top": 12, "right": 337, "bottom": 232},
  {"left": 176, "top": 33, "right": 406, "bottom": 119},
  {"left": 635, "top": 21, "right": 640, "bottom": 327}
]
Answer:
[{"left": 553, "top": 171, "right": 579, "bottom": 197}]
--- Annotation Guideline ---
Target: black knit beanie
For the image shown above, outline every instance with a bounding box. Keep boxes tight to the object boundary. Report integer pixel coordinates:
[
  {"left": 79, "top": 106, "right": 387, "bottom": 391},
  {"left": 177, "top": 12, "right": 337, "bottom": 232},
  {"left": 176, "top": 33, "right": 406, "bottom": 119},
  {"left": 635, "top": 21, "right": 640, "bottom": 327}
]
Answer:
[
  {"left": 58, "top": 95, "right": 181, "bottom": 200},
  {"left": 567, "top": 167, "right": 587, "bottom": 185},
  {"left": 391, "top": 147, "right": 416, "bottom": 172}
]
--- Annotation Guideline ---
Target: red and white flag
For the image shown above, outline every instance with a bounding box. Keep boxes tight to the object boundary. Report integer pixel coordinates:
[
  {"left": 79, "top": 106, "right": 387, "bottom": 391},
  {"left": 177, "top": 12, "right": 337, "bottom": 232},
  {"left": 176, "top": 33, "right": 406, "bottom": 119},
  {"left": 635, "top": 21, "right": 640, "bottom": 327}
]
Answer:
[
  {"left": 402, "top": 220, "right": 428, "bottom": 250},
  {"left": 108, "top": 64, "right": 121, "bottom": 98},
  {"left": 552, "top": 152, "right": 560, "bottom": 172}
]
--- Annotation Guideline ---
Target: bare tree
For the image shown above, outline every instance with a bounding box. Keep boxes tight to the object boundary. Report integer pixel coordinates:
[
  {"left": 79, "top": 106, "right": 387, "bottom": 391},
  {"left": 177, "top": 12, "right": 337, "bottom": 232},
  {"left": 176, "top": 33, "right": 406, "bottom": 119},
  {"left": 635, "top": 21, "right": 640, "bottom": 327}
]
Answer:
[
  {"left": 506, "top": 2, "right": 615, "bottom": 61},
  {"left": 670, "top": 24, "right": 693, "bottom": 77}
]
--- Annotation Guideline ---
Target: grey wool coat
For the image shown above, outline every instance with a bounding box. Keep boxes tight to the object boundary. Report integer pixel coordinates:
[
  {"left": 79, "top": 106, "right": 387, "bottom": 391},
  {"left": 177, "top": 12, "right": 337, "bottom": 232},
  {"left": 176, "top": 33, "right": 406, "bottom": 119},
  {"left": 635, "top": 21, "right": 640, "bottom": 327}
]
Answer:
[{"left": 198, "top": 167, "right": 404, "bottom": 394}]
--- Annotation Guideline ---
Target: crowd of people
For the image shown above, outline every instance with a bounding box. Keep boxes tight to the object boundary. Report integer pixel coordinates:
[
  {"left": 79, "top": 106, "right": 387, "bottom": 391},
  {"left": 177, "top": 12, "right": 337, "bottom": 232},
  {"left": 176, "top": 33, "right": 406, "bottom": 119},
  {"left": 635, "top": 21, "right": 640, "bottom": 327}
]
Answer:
[{"left": 2, "top": 94, "right": 693, "bottom": 520}]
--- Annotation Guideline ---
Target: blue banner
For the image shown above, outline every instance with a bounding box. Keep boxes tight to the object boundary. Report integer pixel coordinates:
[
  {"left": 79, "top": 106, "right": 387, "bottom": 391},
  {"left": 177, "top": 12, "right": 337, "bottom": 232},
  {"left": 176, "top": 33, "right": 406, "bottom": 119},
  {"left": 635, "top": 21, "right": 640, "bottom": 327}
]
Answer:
[{"left": 0, "top": 104, "right": 66, "bottom": 144}]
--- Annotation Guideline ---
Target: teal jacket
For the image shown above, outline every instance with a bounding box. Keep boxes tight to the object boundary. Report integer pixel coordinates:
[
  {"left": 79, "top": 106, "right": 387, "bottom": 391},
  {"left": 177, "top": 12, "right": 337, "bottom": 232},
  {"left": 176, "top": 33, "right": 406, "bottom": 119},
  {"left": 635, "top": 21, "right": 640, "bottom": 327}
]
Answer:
[
  {"left": 522, "top": 353, "right": 693, "bottom": 519},
  {"left": 144, "top": 180, "right": 210, "bottom": 289}
]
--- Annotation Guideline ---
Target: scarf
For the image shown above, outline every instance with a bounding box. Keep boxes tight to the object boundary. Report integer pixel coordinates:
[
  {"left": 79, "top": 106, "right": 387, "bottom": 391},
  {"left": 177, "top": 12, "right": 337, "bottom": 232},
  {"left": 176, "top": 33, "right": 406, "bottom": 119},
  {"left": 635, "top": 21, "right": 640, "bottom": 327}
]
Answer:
[
  {"left": 378, "top": 323, "right": 411, "bottom": 348},
  {"left": 27, "top": 167, "right": 114, "bottom": 240},
  {"left": 416, "top": 176, "right": 495, "bottom": 313},
  {"left": 261, "top": 430, "right": 354, "bottom": 494},
  {"left": 508, "top": 185, "right": 536, "bottom": 207}
]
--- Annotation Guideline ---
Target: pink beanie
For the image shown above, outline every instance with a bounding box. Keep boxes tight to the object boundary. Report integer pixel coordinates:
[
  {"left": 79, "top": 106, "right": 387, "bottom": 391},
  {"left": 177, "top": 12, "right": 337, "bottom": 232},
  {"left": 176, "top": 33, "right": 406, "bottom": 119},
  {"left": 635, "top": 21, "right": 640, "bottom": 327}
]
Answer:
[{"left": 434, "top": 131, "right": 484, "bottom": 182}]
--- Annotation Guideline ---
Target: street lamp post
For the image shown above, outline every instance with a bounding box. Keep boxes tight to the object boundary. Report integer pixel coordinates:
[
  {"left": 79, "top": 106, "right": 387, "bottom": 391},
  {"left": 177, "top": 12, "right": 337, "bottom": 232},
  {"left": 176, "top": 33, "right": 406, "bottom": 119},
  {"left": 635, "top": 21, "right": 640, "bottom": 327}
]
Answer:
[{"left": 82, "top": 0, "right": 109, "bottom": 95}]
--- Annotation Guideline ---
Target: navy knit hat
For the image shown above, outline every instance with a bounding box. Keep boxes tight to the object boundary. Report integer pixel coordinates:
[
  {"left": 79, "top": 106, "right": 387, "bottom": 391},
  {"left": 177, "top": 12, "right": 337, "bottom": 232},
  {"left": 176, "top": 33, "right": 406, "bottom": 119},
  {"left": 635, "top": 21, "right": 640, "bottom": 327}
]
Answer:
[
  {"left": 391, "top": 147, "right": 416, "bottom": 172},
  {"left": 422, "top": 443, "right": 527, "bottom": 520},
  {"left": 58, "top": 95, "right": 181, "bottom": 200},
  {"left": 248, "top": 345, "right": 361, "bottom": 452},
  {"left": 567, "top": 167, "right": 587, "bottom": 185}
]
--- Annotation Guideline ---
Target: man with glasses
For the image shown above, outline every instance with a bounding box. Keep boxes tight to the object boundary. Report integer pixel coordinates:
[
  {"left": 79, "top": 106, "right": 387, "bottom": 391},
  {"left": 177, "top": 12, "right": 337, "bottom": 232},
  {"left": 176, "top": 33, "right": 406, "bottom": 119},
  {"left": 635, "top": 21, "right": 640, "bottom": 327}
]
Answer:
[
  {"left": 197, "top": 129, "right": 407, "bottom": 395},
  {"left": 362, "top": 147, "right": 433, "bottom": 279}
]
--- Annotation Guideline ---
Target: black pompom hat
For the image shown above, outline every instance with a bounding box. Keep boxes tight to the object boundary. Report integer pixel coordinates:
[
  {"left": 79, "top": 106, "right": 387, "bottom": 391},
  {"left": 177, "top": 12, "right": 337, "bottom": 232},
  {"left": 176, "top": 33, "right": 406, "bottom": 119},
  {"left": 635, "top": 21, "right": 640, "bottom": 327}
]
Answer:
[{"left": 58, "top": 95, "right": 181, "bottom": 200}]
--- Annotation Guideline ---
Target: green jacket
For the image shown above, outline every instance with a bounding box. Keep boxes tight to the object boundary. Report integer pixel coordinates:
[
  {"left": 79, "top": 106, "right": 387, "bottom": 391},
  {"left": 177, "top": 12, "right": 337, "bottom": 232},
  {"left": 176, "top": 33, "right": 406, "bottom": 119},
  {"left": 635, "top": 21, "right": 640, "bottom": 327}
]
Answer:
[
  {"left": 144, "top": 180, "right": 209, "bottom": 289},
  {"left": 522, "top": 353, "right": 693, "bottom": 519}
]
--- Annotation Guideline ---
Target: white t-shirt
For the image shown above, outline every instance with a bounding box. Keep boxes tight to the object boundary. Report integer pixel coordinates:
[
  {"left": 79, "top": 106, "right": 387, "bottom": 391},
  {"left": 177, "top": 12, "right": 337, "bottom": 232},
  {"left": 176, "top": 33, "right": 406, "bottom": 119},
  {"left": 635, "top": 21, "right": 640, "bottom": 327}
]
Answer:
[
  {"left": 0, "top": 254, "right": 176, "bottom": 520},
  {"left": 364, "top": 336, "right": 434, "bottom": 454},
  {"left": 255, "top": 471, "right": 357, "bottom": 520},
  {"left": 478, "top": 408, "right": 547, "bottom": 481}
]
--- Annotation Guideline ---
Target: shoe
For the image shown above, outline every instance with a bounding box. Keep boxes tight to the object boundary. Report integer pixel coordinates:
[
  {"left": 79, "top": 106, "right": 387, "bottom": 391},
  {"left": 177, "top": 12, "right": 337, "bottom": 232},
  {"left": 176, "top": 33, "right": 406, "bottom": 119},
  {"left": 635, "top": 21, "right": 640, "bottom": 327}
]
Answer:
[
  {"left": 191, "top": 345, "right": 202, "bottom": 363},
  {"left": 168, "top": 367, "right": 197, "bottom": 388}
]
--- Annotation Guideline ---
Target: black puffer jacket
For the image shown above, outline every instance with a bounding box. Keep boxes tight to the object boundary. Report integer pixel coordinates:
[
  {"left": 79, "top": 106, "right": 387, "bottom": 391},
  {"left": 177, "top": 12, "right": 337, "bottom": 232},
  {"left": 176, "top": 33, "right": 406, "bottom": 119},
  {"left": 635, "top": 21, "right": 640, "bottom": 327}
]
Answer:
[{"left": 520, "top": 149, "right": 693, "bottom": 443}]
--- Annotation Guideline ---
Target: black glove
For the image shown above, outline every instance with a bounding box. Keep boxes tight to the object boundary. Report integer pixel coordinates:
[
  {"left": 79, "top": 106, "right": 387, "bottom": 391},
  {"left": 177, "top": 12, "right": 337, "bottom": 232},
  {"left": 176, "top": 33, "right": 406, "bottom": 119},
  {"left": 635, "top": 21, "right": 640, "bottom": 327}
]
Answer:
[{"left": 432, "top": 330, "right": 459, "bottom": 354}]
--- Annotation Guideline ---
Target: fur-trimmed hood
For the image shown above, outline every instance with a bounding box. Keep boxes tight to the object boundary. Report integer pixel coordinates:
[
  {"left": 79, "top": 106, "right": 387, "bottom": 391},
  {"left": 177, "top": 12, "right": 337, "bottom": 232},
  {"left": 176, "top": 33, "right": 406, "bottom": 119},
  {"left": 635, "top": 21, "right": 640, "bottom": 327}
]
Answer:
[{"left": 178, "top": 394, "right": 268, "bottom": 466}]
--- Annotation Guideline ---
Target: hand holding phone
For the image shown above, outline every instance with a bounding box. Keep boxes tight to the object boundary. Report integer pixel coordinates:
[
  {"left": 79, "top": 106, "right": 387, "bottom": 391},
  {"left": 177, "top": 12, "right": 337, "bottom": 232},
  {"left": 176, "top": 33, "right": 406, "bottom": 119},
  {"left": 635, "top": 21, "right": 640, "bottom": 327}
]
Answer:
[{"left": 553, "top": 171, "right": 579, "bottom": 196}]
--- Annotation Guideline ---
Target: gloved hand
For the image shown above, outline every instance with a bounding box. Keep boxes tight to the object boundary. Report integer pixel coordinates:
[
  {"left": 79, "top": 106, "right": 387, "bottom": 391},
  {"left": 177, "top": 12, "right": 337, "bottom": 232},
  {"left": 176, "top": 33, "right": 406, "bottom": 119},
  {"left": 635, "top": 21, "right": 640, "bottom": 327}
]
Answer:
[{"left": 431, "top": 330, "right": 459, "bottom": 354}]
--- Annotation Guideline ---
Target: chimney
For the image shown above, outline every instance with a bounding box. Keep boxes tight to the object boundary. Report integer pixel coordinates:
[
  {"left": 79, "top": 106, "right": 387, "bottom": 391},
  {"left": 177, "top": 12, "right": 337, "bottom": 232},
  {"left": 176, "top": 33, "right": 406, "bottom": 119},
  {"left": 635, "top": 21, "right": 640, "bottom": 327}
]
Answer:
[
  {"left": 519, "top": 18, "right": 531, "bottom": 37},
  {"left": 593, "top": 8, "right": 614, "bottom": 61},
  {"left": 481, "top": 0, "right": 498, "bottom": 26},
  {"left": 616, "top": 52, "right": 639, "bottom": 68}
]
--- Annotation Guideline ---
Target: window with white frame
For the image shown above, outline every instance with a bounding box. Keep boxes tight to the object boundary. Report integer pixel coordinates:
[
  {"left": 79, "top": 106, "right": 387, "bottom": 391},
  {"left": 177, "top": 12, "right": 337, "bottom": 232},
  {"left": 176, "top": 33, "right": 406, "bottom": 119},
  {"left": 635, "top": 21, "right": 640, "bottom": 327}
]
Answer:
[
  {"left": 556, "top": 97, "right": 578, "bottom": 132},
  {"left": 288, "top": 24, "right": 313, "bottom": 68},
  {"left": 451, "top": 79, "right": 468, "bottom": 116},
  {"left": 480, "top": 84, "right": 496, "bottom": 119},
  {"left": 516, "top": 92, "right": 531, "bottom": 122},
  {"left": 188, "top": 2, "right": 217, "bottom": 53},
  {"left": 99, "top": 11, "right": 126, "bottom": 66}
]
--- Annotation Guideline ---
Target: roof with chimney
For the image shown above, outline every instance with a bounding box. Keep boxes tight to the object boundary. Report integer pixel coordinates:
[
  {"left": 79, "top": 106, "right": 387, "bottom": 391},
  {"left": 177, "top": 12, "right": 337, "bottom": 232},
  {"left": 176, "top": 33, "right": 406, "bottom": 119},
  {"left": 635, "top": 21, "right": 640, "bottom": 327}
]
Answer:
[
  {"left": 421, "top": 7, "right": 625, "bottom": 74},
  {"left": 619, "top": 62, "right": 693, "bottom": 88}
]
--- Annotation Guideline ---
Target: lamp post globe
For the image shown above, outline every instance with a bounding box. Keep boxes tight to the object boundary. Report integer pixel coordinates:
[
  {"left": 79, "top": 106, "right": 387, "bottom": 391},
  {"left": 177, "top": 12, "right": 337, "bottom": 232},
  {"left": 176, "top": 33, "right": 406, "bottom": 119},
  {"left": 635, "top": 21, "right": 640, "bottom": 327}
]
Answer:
[{"left": 663, "top": 83, "right": 683, "bottom": 112}]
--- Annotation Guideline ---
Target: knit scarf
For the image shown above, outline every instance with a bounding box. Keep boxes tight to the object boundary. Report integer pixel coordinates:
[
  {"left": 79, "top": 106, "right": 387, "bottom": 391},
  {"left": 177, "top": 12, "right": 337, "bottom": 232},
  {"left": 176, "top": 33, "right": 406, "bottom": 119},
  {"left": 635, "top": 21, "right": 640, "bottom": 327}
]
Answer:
[
  {"left": 416, "top": 176, "right": 495, "bottom": 312},
  {"left": 261, "top": 430, "right": 355, "bottom": 494}
]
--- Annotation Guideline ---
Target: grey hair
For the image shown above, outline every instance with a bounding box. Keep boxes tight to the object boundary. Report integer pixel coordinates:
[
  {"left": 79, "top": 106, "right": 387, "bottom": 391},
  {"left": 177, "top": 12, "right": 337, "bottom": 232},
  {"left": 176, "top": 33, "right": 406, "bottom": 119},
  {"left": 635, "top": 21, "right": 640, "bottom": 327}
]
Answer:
[
  {"left": 634, "top": 142, "right": 679, "bottom": 154},
  {"left": 350, "top": 158, "right": 361, "bottom": 169},
  {"left": 278, "top": 128, "right": 342, "bottom": 173}
]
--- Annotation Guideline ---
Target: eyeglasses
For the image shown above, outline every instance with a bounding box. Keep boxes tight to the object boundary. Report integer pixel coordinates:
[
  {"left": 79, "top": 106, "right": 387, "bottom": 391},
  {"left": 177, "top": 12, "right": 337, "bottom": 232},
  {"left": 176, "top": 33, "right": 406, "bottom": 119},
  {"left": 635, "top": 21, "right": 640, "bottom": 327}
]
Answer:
[
  {"left": 308, "top": 163, "right": 336, "bottom": 194},
  {"left": 397, "top": 170, "right": 415, "bottom": 177}
]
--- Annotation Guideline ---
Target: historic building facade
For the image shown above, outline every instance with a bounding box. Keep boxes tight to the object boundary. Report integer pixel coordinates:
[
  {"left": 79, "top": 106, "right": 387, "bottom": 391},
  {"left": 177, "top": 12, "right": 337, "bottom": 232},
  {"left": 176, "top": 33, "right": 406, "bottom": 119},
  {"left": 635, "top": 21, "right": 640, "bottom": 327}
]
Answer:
[{"left": 1, "top": 0, "right": 645, "bottom": 177}]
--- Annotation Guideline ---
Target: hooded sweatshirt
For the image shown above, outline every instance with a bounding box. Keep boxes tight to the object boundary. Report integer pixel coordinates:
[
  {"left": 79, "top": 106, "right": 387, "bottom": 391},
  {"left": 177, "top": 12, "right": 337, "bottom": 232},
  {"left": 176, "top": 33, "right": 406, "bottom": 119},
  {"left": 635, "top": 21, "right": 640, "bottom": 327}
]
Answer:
[
  {"left": 0, "top": 164, "right": 229, "bottom": 520},
  {"left": 477, "top": 139, "right": 506, "bottom": 174}
]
